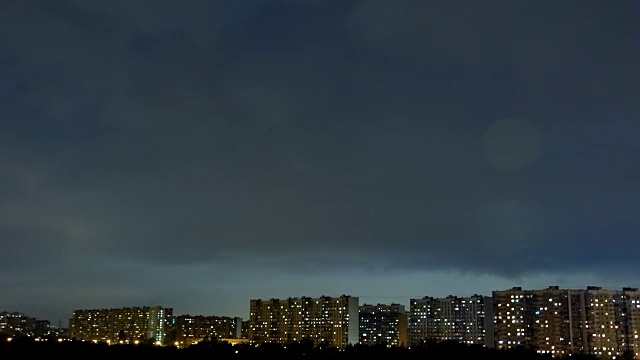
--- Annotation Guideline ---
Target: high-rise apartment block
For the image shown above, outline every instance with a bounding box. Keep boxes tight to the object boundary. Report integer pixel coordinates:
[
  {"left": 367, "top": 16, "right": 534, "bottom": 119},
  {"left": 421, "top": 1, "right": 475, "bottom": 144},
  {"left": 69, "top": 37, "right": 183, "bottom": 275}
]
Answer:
[
  {"left": 241, "top": 320, "right": 249, "bottom": 339},
  {"left": 0, "top": 312, "right": 50, "bottom": 337},
  {"left": 249, "top": 295, "right": 359, "bottom": 348},
  {"left": 359, "top": 303, "right": 408, "bottom": 347},
  {"left": 409, "top": 294, "right": 492, "bottom": 347},
  {"left": 174, "top": 315, "right": 242, "bottom": 346},
  {"left": 69, "top": 306, "right": 172, "bottom": 344},
  {"left": 493, "top": 286, "right": 640, "bottom": 358}
]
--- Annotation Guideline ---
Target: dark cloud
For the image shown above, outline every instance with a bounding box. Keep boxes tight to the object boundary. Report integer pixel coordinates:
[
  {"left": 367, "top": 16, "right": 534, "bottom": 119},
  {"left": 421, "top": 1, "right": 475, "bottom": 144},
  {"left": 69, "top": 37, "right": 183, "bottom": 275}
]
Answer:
[{"left": 2, "top": 0, "right": 640, "bottom": 321}]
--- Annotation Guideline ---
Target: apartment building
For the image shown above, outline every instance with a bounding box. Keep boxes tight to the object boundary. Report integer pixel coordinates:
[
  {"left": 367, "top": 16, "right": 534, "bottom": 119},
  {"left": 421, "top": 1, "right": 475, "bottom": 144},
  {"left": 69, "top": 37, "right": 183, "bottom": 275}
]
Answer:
[
  {"left": 494, "top": 286, "right": 580, "bottom": 355},
  {"left": 69, "top": 306, "right": 172, "bottom": 344},
  {"left": 583, "top": 286, "right": 640, "bottom": 358},
  {"left": 409, "top": 294, "right": 492, "bottom": 347},
  {"left": 626, "top": 290, "right": 640, "bottom": 358},
  {"left": 248, "top": 295, "right": 359, "bottom": 348},
  {"left": 0, "top": 312, "right": 51, "bottom": 337},
  {"left": 173, "top": 314, "right": 242, "bottom": 346},
  {"left": 493, "top": 286, "right": 640, "bottom": 358},
  {"left": 359, "top": 303, "right": 407, "bottom": 347},
  {"left": 241, "top": 320, "right": 249, "bottom": 339}
]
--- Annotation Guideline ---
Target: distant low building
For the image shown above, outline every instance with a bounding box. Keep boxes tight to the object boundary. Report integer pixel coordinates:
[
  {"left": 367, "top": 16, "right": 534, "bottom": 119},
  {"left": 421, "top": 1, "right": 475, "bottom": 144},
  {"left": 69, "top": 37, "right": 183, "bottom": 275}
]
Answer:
[
  {"left": 32, "top": 320, "right": 51, "bottom": 337},
  {"left": 173, "top": 314, "right": 242, "bottom": 346},
  {"left": 222, "top": 338, "right": 249, "bottom": 345},
  {"left": 49, "top": 323, "right": 69, "bottom": 339}
]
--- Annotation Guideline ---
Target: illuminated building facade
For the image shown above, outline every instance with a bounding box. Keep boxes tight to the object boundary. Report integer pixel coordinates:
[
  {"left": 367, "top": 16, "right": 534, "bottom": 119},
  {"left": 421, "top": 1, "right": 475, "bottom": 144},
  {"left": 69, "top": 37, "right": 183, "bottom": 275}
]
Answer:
[
  {"left": 359, "top": 303, "right": 407, "bottom": 347},
  {"left": 409, "top": 294, "right": 492, "bottom": 347},
  {"left": 69, "top": 306, "right": 172, "bottom": 344},
  {"left": 241, "top": 320, "right": 249, "bottom": 339},
  {"left": 494, "top": 286, "right": 579, "bottom": 355},
  {"left": 32, "top": 320, "right": 51, "bottom": 337},
  {"left": 248, "top": 295, "right": 359, "bottom": 348},
  {"left": 0, "top": 311, "right": 38, "bottom": 335},
  {"left": 493, "top": 286, "right": 640, "bottom": 358},
  {"left": 174, "top": 315, "right": 242, "bottom": 346},
  {"left": 583, "top": 287, "right": 640, "bottom": 358},
  {"left": 626, "top": 290, "right": 640, "bottom": 359}
]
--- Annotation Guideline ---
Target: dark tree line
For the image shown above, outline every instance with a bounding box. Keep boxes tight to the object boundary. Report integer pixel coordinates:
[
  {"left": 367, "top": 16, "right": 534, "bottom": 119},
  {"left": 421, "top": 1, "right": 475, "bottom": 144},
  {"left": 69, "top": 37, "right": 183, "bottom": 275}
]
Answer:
[{"left": 0, "top": 334, "right": 607, "bottom": 360}]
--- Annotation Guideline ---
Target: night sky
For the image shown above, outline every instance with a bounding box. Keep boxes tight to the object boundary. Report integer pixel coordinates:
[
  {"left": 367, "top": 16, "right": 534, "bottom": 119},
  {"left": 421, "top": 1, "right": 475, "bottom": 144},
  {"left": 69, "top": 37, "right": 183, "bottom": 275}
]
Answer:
[{"left": 2, "top": 0, "right": 640, "bottom": 324}]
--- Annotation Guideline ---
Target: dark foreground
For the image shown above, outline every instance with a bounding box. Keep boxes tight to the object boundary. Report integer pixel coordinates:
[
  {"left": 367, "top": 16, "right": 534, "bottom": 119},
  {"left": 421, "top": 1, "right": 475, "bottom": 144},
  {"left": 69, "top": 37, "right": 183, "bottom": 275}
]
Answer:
[{"left": 0, "top": 337, "right": 609, "bottom": 360}]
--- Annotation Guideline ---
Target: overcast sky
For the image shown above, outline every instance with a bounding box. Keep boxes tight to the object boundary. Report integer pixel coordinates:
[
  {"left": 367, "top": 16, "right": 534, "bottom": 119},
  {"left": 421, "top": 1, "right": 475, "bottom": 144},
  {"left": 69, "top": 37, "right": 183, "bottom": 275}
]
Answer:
[{"left": 2, "top": 0, "right": 640, "bottom": 324}]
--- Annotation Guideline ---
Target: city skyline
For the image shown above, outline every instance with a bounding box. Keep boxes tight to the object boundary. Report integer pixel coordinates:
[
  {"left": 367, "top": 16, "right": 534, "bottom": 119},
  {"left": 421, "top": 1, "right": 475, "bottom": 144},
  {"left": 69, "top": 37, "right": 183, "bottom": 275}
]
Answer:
[
  {"left": 3, "top": 1, "right": 640, "bottom": 325},
  {"left": 5, "top": 284, "right": 640, "bottom": 327},
  {"left": 8, "top": 285, "right": 640, "bottom": 358}
]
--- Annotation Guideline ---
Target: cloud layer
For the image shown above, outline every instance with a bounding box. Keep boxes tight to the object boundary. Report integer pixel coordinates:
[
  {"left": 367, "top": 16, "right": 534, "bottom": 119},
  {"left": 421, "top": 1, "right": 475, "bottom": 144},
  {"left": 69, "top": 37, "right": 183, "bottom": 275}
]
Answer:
[{"left": 2, "top": 0, "right": 640, "bottom": 321}]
